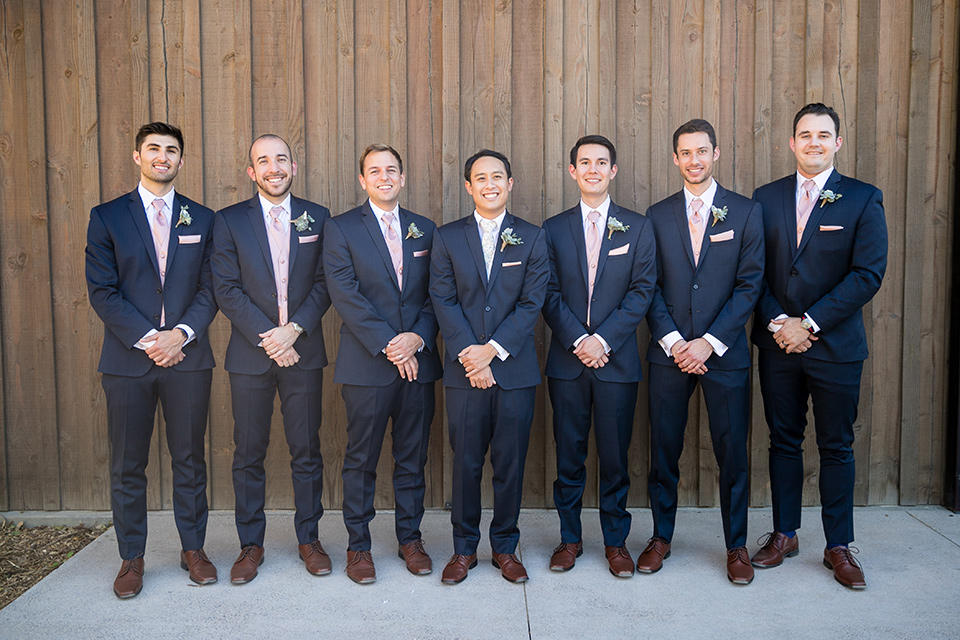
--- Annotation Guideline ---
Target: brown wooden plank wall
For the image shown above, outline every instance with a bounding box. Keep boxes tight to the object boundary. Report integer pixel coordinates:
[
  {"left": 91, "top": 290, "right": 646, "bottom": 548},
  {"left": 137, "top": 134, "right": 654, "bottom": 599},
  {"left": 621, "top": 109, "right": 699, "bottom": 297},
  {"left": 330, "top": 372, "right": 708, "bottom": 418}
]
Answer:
[{"left": 0, "top": 1, "right": 956, "bottom": 514}]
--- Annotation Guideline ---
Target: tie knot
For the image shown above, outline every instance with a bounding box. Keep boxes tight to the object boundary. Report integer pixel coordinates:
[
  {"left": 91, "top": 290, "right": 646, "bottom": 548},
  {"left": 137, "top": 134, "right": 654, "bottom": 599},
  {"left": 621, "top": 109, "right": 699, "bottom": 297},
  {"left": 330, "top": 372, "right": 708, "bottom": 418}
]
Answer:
[
  {"left": 481, "top": 218, "right": 499, "bottom": 234},
  {"left": 691, "top": 198, "right": 703, "bottom": 214},
  {"left": 383, "top": 212, "right": 395, "bottom": 226},
  {"left": 588, "top": 210, "right": 600, "bottom": 224},
  {"left": 803, "top": 179, "right": 816, "bottom": 195},
  {"left": 269, "top": 205, "right": 284, "bottom": 221}
]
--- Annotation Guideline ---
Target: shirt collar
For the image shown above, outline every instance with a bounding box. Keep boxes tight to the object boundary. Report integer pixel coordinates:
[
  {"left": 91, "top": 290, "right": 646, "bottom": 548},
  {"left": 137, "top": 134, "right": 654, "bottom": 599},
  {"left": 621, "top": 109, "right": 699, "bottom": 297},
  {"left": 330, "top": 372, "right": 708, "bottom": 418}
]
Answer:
[
  {"left": 138, "top": 182, "right": 176, "bottom": 216},
  {"left": 369, "top": 199, "right": 401, "bottom": 225},
  {"left": 579, "top": 196, "right": 611, "bottom": 224},
  {"left": 796, "top": 167, "right": 834, "bottom": 195},
  {"left": 258, "top": 193, "right": 292, "bottom": 221},
  {"left": 474, "top": 210, "right": 507, "bottom": 233},
  {"left": 683, "top": 178, "right": 718, "bottom": 216}
]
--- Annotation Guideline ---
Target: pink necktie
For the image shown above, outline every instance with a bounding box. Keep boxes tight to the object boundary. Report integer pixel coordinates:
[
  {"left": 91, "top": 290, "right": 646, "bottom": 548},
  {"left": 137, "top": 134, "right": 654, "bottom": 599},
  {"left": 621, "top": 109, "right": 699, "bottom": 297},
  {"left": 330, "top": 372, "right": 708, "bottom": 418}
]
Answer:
[
  {"left": 689, "top": 198, "right": 704, "bottom": 266},
  {"left": 151, "top": 198, "right": 168, "bottom": 327},
  {"left": 382, "top": 212, "right": 403, "bottom": 289},
  {"left": 586, "top": 210, "right": 601, "bottom": 326},
  {"left": 797, "top": 179, "right": 817, "bottom": 247},
  {"left": 266, "top": 205, "right": 289, "bottom": 325}
]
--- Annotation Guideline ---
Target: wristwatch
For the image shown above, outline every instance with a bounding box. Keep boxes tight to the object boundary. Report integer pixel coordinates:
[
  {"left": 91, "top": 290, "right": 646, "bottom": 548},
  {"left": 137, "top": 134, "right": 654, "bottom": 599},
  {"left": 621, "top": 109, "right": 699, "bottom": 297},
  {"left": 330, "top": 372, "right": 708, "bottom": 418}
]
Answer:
[
  {"left": 800, "top": 317, "right": 815, "bottom": 334},
  {"left": 290, "top": 322, "right": 304, "bottom": 336}
]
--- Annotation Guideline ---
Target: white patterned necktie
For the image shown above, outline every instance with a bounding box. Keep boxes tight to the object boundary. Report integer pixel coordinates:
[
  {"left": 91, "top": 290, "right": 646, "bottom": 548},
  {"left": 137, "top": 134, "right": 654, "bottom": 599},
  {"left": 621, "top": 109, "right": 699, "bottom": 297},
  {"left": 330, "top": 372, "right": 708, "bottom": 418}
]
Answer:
[
  {"left": 382, "top": 212, "right": 403, "bottom": 289},
  {"left": 151, "top": 198, "right": 168, "bottom": 326},
  {"left": 480, "top": 218, "right": 498, "bottom": 277},
  {"left": 586, "top": 210, "right": 601, "bottom": 326},
  {"left": 797, "top": 179, "right": 817, "bottom": 247},
  {"left": 689, "top": 198, "right": 704, "bottom": 266}
]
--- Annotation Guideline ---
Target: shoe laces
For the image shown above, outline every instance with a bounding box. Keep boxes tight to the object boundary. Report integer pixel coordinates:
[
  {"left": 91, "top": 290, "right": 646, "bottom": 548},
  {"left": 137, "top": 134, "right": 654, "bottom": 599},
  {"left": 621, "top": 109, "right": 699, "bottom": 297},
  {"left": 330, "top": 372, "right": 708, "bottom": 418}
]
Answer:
[
  {"left": 755, "top": 531, "right": 779, "bottom": 548},
  {"left": 237, "top": 545, "right": 258, "bottom": 561},
  {"left": 608, "top": 546, "right": 631, "bottom": 559},
  {"left": 728, "top": 546, "right": 750, "bottom": 563},
  {"left": 119, "top": 558, "right": 142, "bottom": 576},
  {"left": 644, "top": 537, "right": 667, "bottom": 553},
  {"left": 832, "top": 546, "right": 862, "bottom": 569},
  {"left": 349, "top": 550, "right": 372, "bottom": 565},
  {"left": 553, "top": 542, "right": 577, "bottom": 554},
  {"left": 305, "top": 541, "right": 328, "bottom": 557},
  {"left": 406, "top": 539, "right": 426, "bottom": 555}
]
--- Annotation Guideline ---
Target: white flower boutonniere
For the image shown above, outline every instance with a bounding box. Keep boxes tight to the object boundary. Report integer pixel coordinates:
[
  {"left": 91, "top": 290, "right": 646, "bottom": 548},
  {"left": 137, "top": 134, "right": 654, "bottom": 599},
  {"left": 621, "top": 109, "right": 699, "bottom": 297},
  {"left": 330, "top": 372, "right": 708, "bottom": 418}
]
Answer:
[
  {"left": 606, "top": 216, "right": 629, "bottom": 239},
  {"left": 500, "top": 228, "right": 522, "bottom": 252},
  {"left": 710, "top": 205, "right": 728, "bottom": 227},
  {"left": 176, "top": 204, "right": 192, "bottom": 227},
  {"left": 819, "top": 190, "right": 842, "bottom": 208},
  {"left": 406, "top": 222, "right": 424, "bottom": 239},
  {"left": 292, "top": 211, "right": 315, "bottom": 232}
]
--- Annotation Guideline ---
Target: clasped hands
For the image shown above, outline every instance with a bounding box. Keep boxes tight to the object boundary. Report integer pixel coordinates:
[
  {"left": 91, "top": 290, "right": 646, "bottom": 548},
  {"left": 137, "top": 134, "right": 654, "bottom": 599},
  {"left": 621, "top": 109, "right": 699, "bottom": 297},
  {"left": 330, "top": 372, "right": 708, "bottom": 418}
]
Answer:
[
  {"left": 458, "top": 343, "right": 497, "bottom": 390},
  {"left": 386, "top": 332, "right": 423, "bottom": 381},
  {"left": 670, "top": 338, "right": 713, "bottom": 375},
  {"left": 259, "top": 323, "right": 301, "bottom": 367},
  {"left": 771, "top": 317, "right": 817, "bottom": 354},
  {"left": 143, "top": 329, "right": 187, "bottom": 368},
  {"left": 574, "top": 335, "right": 608, "bottom": 369}
]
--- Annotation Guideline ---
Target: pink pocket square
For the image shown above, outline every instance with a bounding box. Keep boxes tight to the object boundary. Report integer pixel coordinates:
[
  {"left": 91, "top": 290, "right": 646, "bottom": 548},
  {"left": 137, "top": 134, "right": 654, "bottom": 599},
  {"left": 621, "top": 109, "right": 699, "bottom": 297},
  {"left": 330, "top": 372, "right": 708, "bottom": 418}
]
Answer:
[
  {"left": 502, "top": 261, "right": 522, "bottom": 267},
  {"left": 709, "top": 230, "right": 735, "bottom": 242},
  {"left": 299, "top": 234, "right": 320, "bottom": 243},
  {"left": 413, "top": 249, "right": 429, "bottom": 257},
  {"left": 608, "top": 244, "right": 630, "bottom": 256},
  {"left": 819, "top": 225, "right": 844, "bottom": 231},
  {"left": 178, "top": 234, "right": 202, "bottom": 244}
]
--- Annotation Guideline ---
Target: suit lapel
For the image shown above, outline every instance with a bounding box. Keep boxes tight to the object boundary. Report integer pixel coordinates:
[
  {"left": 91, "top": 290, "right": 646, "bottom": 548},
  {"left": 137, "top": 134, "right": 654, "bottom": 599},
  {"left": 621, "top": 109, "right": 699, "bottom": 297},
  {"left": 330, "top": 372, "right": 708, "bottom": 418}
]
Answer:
[
  {"left": 485, "top": 213, "right": 512, "bottom": 292},
  {"left": 566, "top": 206, "right": 590, "bottom": 290},
  {"left": 166, "top": 194, "right": 183, "bottom": 268},
  {"left": 698, "top": 185, "right": 726, "bottom": 266},
  {"left": 287, "top": 197, "right": 303, "bottom": 270},
  {"left": 246, "top": 196, "right": 276, "bottom": 280},
  {"left": 670, "top": 192, "right": 697, "bottom": 268},
  {"left": 463, "top": 215, "right": 488, "bottom": 286},
  {"left": 593, "top": 202, "right": 616, "bottom": 282},
  {"left": 781, "top": 177, "right": 800, "bottom": 260},
  {"left": 796, "top": 170, "right": 841, "bottom": 257},
  {"left": 398, "top": 207, "right": 415, "bottom": 295},
  {"left": 128, "top": 192, "right": 162, "bottom": 281},
  {"left": 362, "top": 202, "right": 401, "bottom": 291}
]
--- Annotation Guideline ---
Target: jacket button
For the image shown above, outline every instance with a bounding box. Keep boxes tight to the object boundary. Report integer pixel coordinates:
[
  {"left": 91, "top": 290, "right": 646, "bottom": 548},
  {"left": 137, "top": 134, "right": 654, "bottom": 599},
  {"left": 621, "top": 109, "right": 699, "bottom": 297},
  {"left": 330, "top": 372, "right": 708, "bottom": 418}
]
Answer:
[
  {"left": 479, "top": 334, "right": 486, "bottom": 341},
  {"left": 693, "top": 284, "right": 699, "bottom": 290},
  {"left": 485, "top": 306, "right": 491, "bottom": 312},
  {"left": 153, "top": 314, "right": 160, "bottom": 320},
  {"left": 791, "top": 269, "right": 798, "bottom": 276},
  {"left": 156, "top": 288, "right": 163, "bottom": 294},
  {"left": 271, "top": 292, "right": 277, "bottom": 298}
]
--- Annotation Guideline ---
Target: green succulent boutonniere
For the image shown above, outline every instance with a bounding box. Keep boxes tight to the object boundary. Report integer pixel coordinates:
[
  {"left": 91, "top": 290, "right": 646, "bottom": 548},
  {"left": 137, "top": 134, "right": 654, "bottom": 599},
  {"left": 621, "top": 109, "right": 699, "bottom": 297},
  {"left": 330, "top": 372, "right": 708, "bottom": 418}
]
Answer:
[
  {"left": 606, "top": 216, "right": 629, "bottom": 239},
  {"left": 819, "top": 190, "right": 842, "bottom": 208},
  {"left": 292, "top": 211, "right": 315, "bottom": 232},
  {"left": 406, "top": 222, "right": 424, "bottom": 239},
  {"left": 176, "top": 204, "right": 192, "bottom": 227},
  {"left": 710, "top": 205, "right": 728, "bottom": 227},
  {"left": 500, "top": 228, "right": 522, "bottom": 252}
]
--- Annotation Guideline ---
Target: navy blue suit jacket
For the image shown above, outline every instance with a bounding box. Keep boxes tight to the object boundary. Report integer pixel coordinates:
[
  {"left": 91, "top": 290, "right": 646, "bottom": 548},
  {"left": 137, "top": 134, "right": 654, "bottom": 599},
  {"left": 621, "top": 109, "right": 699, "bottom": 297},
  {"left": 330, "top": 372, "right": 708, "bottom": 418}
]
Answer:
[
  {"left": 211, "top": 195, "right": 331, "bottom": 375},
  {"left": 86, "top": 190, "right": 218, "bottom": 376},
  {"left": 750, "top": 171, "right": 887, "bottom": 362},
  {"left": 646, "top": 184, "right": 765, "bottom": 371},
  {"left": 542, "top": 203, "right": 657, "bottom": 382},
  {"left": 429, "top": 212, "right": 549, "bottom": 390},
  {"left": 323, "top": 202, "right": 441, "bottom": 386}
]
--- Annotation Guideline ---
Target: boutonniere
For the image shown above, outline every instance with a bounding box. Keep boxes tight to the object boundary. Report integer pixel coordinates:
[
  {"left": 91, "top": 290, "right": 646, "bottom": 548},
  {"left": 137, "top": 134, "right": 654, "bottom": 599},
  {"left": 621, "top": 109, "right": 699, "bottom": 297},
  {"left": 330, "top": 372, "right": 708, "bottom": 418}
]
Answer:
[
  {"left": 292, "top": 211, "right": 315, "bottom": 232},
  {"left": 175, "top": 204, "right": 192, "bottom": 227},
  {"left": 406, "top": 222, "right": 424, "bottom": 239},
  {"left": 710, "top": 205, "right": 728, "bottom": 227},
  {"left": 500, "top": 228, "right": 522, "bottom": 252},
  {"left": 606, "top": 216, "right": 629, "bottom": 239},
  {"left": 819, "top": 190, "right": 842, "bottom": 208}
]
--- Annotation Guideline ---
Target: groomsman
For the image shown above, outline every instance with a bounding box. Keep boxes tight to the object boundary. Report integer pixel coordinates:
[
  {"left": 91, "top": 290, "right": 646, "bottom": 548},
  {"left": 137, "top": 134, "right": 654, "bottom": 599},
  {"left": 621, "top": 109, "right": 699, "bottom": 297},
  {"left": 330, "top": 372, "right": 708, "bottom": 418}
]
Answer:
[
  {"left": 211, "top": 134, "right": 331, "bottom": 584},
  {"left": 323, "top": 144, "right": 441, "bottom": 584},
  {"left": 86, "top": 122, "right": 218, "bottom": 597},
  {"left": 638, "top": 119, "right": 764, "bottom": 585},
  {"left": 750, "top": 103, "right": 887, "bottom": 589},
  {"left": 541, "top": 135, "right": 657, "bottom": 577},
  {"left": 430, "top": 150, "right": 549, "bottom": 584}
]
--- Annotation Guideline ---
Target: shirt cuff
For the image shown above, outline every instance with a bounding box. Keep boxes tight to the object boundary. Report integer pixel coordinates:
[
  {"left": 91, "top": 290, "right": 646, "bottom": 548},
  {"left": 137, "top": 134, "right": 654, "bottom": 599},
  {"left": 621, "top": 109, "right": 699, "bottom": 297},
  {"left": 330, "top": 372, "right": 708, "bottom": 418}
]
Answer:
[
  {"left": 767, "top": 313, "right": 789, "bottom": 333},
  {"left": 593, "top": 333, "right": 611, "bottom": 354},
  {"left": 572, "top": 333, "right": 590, "bottom": 349},
  {"left": 488, "top": 340, "right": 509, "bottom": 361},
  {"left": 703, "top": 333, "right": 728, "bottom": 357},
  {"left": 803, "top": 313, "right": 821, "bottom": 334},
  {"left": 134, "top": 328, "right": 159, "bottom": 350},
  {"left": 174, "top": 324, "right": 195, "bottom": 345},
  {"left": 659, "top": 331, "right": 683, "bottom": 357}
]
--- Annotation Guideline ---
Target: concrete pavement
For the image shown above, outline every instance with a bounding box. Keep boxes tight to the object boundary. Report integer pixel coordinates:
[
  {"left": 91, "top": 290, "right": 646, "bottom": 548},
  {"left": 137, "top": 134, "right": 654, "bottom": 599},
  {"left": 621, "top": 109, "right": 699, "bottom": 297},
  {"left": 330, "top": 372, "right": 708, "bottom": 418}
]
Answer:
[{"left": 1, "top": 506, "right": 958, "bottom": 638}]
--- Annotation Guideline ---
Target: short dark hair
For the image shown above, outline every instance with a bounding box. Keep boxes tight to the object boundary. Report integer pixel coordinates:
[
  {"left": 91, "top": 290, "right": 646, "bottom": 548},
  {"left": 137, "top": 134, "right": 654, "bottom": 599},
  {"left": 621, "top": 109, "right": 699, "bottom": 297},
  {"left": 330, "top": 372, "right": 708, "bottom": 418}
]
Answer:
[
  {"left": 672, "top": 119, "right": 717, "bottom": 154},
  {"left": 569, "top": 135, "right": 617, "bottom": 167},
  {"left": 359, "top": 143, "right": 403, "bottom": 175},
  {"left": 248, "top": 134, "right": 292, "bottom": 166},
  {"left": 135, "top": 122, "right": 184, "bottom": 155},
  {"left": 464, "top": 149, "right": 512, "bottom": 182},
  {"left": 792, "top": 103, "right": 840, "bottom": 137}
]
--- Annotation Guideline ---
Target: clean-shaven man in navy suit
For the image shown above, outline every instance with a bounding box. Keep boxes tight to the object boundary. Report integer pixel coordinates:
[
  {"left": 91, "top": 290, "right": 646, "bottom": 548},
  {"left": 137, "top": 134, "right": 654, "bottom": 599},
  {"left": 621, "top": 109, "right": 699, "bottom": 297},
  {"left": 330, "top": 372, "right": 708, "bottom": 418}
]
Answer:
[
  {"left": 323, "top": 144, "right": 441, "bottom": 584},
  {"left": 637, "top": 119, "right": 764, "bottom": 585},
  {"left": 430, "top": 149, "right": 549, "bottom": 585},
  {"left": 541, "top": 135, "right": 657, "bottom": 577},
  {"left": 750, "top": 103, "right": 887, "bottom": 589},
  {"left": 211, "top": 134, "right": 331, "bottom": 585},
  {"left": 86, "top": 122, "right": 219, "bottom": 598}
]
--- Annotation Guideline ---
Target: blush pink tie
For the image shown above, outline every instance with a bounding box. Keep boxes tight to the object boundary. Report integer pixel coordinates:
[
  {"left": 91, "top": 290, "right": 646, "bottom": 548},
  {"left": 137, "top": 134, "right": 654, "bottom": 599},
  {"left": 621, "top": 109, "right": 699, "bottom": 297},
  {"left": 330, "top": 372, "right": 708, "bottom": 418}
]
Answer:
[
  {"left": 689, "top": 198, "right": 704, "bottom": 266},
  {"left": 382, "top": 212, "right": 403, "bottom": 289},
  {"left": 586, "top": 210, "right": 601, "bottom": 327},
  {"left": 151, "top": 198, "right": 168, "bottom": 327},
  {"left": 796, "top": 179, "right": 817, "bottom": 247},
  {"left": 266, "top": 205, "right": 290, "bottom": 325}
]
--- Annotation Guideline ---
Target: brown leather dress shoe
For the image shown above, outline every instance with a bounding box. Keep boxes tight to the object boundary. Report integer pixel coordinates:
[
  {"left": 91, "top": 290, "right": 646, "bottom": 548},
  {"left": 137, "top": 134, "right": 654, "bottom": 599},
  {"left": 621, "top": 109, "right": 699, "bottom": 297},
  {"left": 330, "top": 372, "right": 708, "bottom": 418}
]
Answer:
[
  {"left": 491, "top": 552, "right": 529, "bottom": 583},
  {"left": 441, "top": 553, "right": 477, "bottom": 584},
  {"left": 230, "top": 545, "right": 264, "bottom": 585},
  {"left": 113, "top": 557, "right": 144, "bottom": 599},
  {"left": 398, "top": 539, "right": 433, "bottom": 575},
  {"left": 549, "top": 542, "right": 583, "bottom": 571},
  {"left": 751, "top": 531, "right": 799, "bottom": 568},
  {"left": 180, "top": 549, "right": 217, "bottom": 585},
  {"left": 726, "top": 546, "right": 755, "bottom": 585},
  {"left": 823, "top": 546, "right": 866, "bottom": 589},
  {"left": 298, "top": 540, "right": 332, "bottom": 576},
  {"left": 346, "top": 550, "right": 376, "bottom": 584},
  {"left": 636, "top": 537, "right": 671, "bottom": 574},
  {"left": 605, "top": 546, "right": 635, "bottom": 578}
]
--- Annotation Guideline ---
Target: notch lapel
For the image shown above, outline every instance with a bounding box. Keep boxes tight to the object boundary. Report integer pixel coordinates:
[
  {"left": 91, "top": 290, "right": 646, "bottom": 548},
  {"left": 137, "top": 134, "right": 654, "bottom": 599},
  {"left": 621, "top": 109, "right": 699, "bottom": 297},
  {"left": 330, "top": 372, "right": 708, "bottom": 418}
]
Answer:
[
  {"left": 485, "top": 213, "right": 512, "bottom": 293},
  {"left": 670, "top": 192, "right": 697, "bottom": 267},
  {"left": 246, "top": 196, "right": 276, "bottom": 280},
  {"left": 128, "top": 192, "right": 162, "bottom": 281},
  {"left": 796, "top": 170, "right": 841, "bottom": 257},
  {"left": 362, "top": 202, "right": 401, "bottom": 291},
  {"left": 463, "top": 215, "right": 488, "bottom": 286},
  {"left": 698, "top": 185, "right": 726, "bottom": 266},
  {"left": 566, "top": 207, "right": 590, "bottom": 290}
]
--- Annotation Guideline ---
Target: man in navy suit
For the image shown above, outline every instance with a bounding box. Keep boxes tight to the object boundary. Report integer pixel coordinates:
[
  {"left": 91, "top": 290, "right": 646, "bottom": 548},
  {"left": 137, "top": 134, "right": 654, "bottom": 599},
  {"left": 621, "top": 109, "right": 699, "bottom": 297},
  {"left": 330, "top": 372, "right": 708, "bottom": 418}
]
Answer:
[
  {"left": 323, "top": 144, "right": 441, "bottom": 584},
  {"left": 211, "top": 134, "right": 331, "bottom": 584},
  {"left": 750, "top": 103, "right": 887, "bottom": 589},
  {"left": 430, "top": 150, "right": 549, "bottom": 584},
  {"left": 637, "top": 119, "right": 764, "bottom": 585},
  {"left": 541, "top": 135, "right": 657, "bottom": 577},
  {"left": 86, "top": 122, "right": 219, "bottom": 598}
]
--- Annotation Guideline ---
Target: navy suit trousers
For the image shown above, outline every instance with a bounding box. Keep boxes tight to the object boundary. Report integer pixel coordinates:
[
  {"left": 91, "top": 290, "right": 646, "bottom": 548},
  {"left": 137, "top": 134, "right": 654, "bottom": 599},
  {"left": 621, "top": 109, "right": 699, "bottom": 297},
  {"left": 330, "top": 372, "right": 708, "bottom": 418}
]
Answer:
[
  {"left": 102, "top": 367, "right": 212, "bottom": 559},
  {"left": 548, "top": 371, "right": 637, "bottom": 547},
  {"left": 758, "top": 349, "right": 862, "bottom": 546},
  {"left": 340, "top": 379, "right": 435, "bottom": 550}
]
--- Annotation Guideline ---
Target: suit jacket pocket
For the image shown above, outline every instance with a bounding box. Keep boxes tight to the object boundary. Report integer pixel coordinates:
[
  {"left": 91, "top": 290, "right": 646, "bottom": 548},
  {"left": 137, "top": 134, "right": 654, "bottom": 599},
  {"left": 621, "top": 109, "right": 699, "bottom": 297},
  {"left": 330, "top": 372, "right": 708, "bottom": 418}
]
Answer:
[
  {"left": 413, "top": 249, "right": 429, "bottom": 257},
  {"left": 179, "top": 234, "right": 202, "bottom": 244},
  {"left": 299, "top": 234, "right": 320, "bottom": 243},
  {"left": 502, "top": 261, "right": 522, "bottom": 267},
  {"left": 608, "top": 243, "right": 629, "bottom": 256},
  {"left": 709, "top": 230, "right": 734, "bottom": 242}
]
